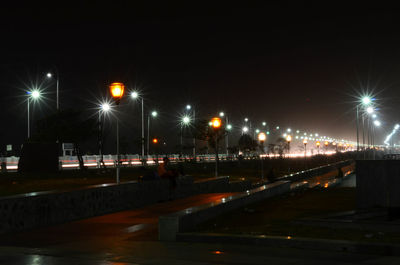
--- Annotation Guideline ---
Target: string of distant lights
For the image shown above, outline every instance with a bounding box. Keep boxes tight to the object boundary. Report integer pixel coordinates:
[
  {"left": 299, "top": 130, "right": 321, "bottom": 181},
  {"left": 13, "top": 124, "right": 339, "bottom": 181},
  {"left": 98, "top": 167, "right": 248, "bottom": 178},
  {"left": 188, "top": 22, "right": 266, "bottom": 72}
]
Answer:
[{"left": 384, "top": 124, "right": 400, "bottom": 146}]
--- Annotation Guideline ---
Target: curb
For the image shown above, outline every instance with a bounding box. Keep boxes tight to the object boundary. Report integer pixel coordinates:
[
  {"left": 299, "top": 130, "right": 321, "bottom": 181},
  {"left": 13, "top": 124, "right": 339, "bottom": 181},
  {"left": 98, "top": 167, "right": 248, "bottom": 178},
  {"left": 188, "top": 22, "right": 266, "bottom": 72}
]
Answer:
[{"left": 177, "top": 232, "right": 400, "bottom": 256}]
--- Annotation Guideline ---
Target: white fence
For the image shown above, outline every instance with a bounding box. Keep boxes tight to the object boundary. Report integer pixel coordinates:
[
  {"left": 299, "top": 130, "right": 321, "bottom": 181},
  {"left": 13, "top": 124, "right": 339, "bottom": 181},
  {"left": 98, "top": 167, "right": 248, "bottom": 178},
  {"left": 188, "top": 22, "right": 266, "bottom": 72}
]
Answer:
[{"left": 1, "top": 154, "right": 232, "bottom": 171}]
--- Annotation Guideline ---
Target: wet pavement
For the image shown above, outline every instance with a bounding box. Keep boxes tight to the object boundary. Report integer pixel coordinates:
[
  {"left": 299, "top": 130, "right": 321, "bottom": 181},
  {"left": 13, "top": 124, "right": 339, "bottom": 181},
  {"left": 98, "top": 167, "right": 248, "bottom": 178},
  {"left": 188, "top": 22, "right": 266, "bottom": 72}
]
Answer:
[{"left": 0, "top": 180, "right": 399, "bottom": 264}]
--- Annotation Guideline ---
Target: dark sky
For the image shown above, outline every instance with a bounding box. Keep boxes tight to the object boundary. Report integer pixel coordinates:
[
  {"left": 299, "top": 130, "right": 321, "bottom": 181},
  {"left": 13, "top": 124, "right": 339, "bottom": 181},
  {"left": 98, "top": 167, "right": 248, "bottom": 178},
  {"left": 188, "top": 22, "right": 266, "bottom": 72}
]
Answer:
[{"left": 1, "top": 3, "right": 400, "bottom": 154}]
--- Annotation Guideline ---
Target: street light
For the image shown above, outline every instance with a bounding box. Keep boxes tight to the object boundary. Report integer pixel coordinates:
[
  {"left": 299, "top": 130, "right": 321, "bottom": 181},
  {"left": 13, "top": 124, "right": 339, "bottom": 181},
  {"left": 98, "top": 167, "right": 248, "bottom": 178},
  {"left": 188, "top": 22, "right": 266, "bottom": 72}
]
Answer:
[
  {"left": 211, "top": 117, "right": 222, "bottom": 177},
  {"left": 258, "top": 132, "right": 267, "bottom": 181},
  {"left": 220, "top": 111, "right": 229, "bottom": 155},
  {"left": 286, "top": 135, "right": 292, "bottom": 156},
  {"left": 186, "top": 104, "right": 196, "bottom": 160},
  {"left": 27, "top": 89, "right": 41, "bottom": 138},
  {"left": 356, "top": 95, "right": 372, "bottom": 154},
  {"left": 316, "top": 141, "right": 320, "bottom": 154},
  {"left": 110, "top": 82, "right": 125, "bottom": 184},
  {"left": 130, "top": 91, "right": 145, "bottom": 160},
  {"left": 46, "top": 71, "right": 60, "bottom": 111},
  {"left": 180, "top": 115, "right": 191, "bottom": 157},
  {"left": 242, "top": 126, "right": 249, "bottom": 134},
  {"left": 303, "top": 138, "right": 308, "bottom": 157},
  {"left": 98, "top": 102, "right": 111, "bottom": 167},
  {"left": 147, "top": 110, "right": 158, "bottom": 157}
]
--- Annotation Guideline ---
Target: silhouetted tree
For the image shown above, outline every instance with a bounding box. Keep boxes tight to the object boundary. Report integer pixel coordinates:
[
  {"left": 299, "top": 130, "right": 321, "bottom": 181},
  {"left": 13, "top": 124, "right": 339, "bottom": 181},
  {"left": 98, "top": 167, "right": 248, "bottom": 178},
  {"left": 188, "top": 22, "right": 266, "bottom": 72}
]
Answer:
[
  {"left": 33, "top": 109, "right": 97, "bottom": 170},
  {"left": 238, "top": 134, "right": 258, "bottom": 155}
]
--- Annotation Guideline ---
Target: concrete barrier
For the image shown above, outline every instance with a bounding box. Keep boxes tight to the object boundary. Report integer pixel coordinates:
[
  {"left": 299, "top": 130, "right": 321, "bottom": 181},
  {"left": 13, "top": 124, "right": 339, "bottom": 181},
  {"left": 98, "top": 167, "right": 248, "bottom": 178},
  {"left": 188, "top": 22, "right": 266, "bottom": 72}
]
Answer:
[
  {"left": 0, "top": 175, "right": 251, "bottom": 235},
  {"left": 278, "top": 160, "right": 353, "bottom": 183},
  {"left": 159, "top": 180, "right": 291, "bottom": 241}
]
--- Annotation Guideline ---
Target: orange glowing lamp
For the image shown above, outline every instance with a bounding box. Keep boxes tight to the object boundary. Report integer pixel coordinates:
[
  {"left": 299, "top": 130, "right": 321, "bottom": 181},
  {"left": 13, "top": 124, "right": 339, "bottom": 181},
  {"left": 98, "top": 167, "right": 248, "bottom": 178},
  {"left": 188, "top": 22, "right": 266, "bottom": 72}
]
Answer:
[
  {"left": 258, "top": 132, "right": 267, "bottom": 142},
  {"left": 286, "top": 135, "right": 292, "bottom": 142},
  {"left": 316, "top": 141, "right": 320, "bottom": 147},
  {"left": 211, "top": 117, "right": 222, "bottom": 129},
  {"left": 109, "top": 82, "right": 125, "bottom": 104},
  {"left": 152, "top": 138, "right": 158, "bottom": 144},
  {"left": 324, "top": 141, "right": 329, "bottom": 146}
]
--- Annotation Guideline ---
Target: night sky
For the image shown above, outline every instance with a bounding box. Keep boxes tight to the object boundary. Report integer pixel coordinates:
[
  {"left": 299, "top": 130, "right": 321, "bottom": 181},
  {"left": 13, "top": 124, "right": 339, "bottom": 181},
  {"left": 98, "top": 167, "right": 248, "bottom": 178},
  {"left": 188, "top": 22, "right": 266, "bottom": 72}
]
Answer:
[{"left": 1, "top": 4, "right": 400, "bottom": 154}]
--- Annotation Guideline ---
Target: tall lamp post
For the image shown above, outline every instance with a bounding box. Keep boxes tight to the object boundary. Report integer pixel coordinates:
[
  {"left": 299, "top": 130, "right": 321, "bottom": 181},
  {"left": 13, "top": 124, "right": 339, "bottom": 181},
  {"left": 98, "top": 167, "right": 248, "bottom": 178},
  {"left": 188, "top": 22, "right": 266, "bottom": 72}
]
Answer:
[
  {"left": 258, "top": 132, "right": 266, "bottom": 181},
  {"left": 211, "top": 117, "right": 222, "bottom": 177},
  {"left": 110, "top": 82, "right": 125, "bottom": 184},
  {"left": 324, "top": 141, "right": 329, "bottom": 154},
  {"left": 98, "top": 103, "right": 111, "bottom": 167},
  {"left": 147, "top": 110, "right": 158, "bottom": 157},
  {"left": 27, "top": 90, "right": 41, "bottom": 139},
  {"left": 180, "top": 116, "right": 191, "bottom": 157},
  {"left": 46, "top": 72, "right": 59, "bottom": 111},
  {"left": 316, "top": 141, "right": 321, "bottom": 154},
  {"left": 286, "top": 135, "right": 292, "bottom": 157},
  {"left": 186, "top": 105, "right": 196, "bottom": 160},
  {"left": 303, "top": 138, "right": 308, "bottom": 157},
  {"left": 219, "top": 112, "right": 229, "bottom": 155},
  {"left": 130, "top": 91, "right": 145, "bottom": 161}
]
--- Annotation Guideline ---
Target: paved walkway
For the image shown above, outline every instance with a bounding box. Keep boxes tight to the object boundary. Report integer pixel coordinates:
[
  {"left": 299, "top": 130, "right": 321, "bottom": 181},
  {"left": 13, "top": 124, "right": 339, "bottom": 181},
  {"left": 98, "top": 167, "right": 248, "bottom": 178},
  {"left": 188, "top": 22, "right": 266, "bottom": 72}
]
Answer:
[{"left": 0, "top": 180, "right": 399, "bottom": 264}]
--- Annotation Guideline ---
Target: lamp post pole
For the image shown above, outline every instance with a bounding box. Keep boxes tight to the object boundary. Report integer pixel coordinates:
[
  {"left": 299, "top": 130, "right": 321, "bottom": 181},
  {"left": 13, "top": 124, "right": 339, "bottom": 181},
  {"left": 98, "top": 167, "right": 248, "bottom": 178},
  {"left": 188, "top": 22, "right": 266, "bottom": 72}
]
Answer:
[
  {"left": 258, "top": 132, "right": 266, "bottom": 181},
  {"left": 211, "top": 117, "right": 222, "bottom": 177},
  {"left": 27, "top": 98, "right": 30, "bottom": 138},
  {"left": 110, "top": 82, "right": 125, "bottom": 184},
  {"left": 141, "top": 98, "right": 144, "bottom": 159}
]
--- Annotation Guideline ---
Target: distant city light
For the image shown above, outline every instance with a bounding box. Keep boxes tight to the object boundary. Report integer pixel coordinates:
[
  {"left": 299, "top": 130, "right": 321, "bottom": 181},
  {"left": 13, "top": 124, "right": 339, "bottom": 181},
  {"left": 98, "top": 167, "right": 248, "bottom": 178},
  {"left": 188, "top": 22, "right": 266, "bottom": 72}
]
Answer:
[
  {"left": 219, "top": 112, "right": 225, "bottom": 117},
  {"left": 262, "top": 122, "right": 266, "bottom": 126}
]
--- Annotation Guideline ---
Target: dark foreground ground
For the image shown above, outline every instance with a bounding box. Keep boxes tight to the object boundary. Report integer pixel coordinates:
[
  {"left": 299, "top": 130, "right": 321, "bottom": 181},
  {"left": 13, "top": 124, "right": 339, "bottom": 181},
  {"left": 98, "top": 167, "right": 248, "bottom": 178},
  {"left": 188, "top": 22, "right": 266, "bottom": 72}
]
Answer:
[{"left": 0, "top": 181, "right": 399, "bottom": 264}]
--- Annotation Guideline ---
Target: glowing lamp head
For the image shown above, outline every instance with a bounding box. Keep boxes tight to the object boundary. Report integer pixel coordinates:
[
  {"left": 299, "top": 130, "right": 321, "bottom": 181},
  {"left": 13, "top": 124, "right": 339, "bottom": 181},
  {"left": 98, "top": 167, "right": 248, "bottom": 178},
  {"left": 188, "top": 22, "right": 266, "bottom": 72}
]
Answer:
[
  {"left": 362, "top": 96, "right": 371, "bottom": 105},
  {"left": 258, "top": 132, "right": 266, "bottom": 142},
  {"left": 219, "top": 112, "right": 225, "bottom": 117},
  {"left": 374, "top": 120, "right": 381, "bottom": 127},
  {"left": 244, "top": 118, "right": 248, "bottom": 122},
  {"left": 101, "top": 103, "right": 111, "bottom": 112},
  {"left": 286, "top": 135, "right": 292, "bottom": 142},
  {"left": 151, "top": 111, "right": 158, "bottom": 117},
  {"left": 152, "top": 138, "right": 158, "bottom": 144},
  {"left": 109, "top": 82, "right": 125, "bottom": 102},
  {"left": 186, "top": 104, "right": 191, "bottom": 110},
  {"left": 242, "top": 126, "right": 249, "bottom": 133},
  {"left": 130, "top": 91, "right": 139, "bottom": 99},
  {"left": 316, "top": 141, "right": 320, "bottom": 147},
  {"left": 31, "top": 90, "right": 40, "bottom": 99},
  {"left": 366, "top": 106, "right": 374, "bottom": 114},
  {"left": 303, "top": 138, "right": 308, "bottom": 145},
  {"left": 262, "top": 122, "right": 266, "bottom": 126},
  {"left": 255, "top": 129, "right": 260, "bottom": 133},
  {"left": 46, "top": 73, "right": 52, "bottom": 78},
  {"left": 211, "top": 117, "right": 222, "bottom": 129},
  {"left": 182, "top": 116, "right": 191, "bottom": 125},
  {"left": 324, "top": 141, "right": 329, "bottom": 146},
  {"left": 227, "top": 124, "right": 232, "bottom": 130}
]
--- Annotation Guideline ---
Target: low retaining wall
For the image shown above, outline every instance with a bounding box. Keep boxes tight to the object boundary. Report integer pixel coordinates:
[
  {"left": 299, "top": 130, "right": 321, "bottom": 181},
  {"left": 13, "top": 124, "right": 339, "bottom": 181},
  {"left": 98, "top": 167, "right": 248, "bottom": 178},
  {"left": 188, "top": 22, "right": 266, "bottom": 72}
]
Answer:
[
  {"left": 159, "top": 181, "right": 291, "bottom": 241},
  {"left": 0, "top": 175, "right": 251, "bottom": 235},
  {"left": 278, "top": 160, "right": 353, "bottom": 183}
]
